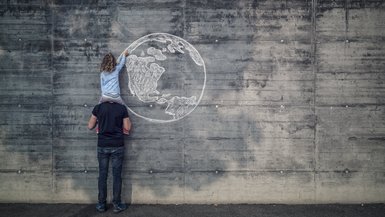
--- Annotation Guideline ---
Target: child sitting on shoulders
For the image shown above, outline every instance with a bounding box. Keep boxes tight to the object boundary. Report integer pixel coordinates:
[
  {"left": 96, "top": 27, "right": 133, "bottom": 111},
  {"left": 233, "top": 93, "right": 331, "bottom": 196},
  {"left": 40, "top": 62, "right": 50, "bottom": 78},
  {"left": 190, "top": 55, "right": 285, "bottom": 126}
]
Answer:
[
  {"left": 96, "top": 49, "right": 129, "bottom": 134},
  {"left": 99, "top": 49, "right": 129, "bottom": 105}
]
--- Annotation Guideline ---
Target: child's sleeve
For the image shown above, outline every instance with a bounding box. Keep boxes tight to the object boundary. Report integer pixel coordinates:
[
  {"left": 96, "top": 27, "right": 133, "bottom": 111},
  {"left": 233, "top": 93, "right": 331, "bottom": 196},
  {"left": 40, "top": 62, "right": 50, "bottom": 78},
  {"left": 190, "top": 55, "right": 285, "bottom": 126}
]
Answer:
[
  {"left": 100, "top": 73, "right": 104, "bottom": 88},
  {"left": 115, "top": 54, "right": 127, "bottom": 73}
]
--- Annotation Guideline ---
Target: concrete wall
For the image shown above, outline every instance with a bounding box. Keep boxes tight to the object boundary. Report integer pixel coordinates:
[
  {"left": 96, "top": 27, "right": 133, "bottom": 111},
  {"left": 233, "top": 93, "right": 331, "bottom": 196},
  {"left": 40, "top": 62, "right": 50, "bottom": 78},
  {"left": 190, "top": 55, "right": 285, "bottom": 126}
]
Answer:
[{"left": 0, "top": 0, "right": 384, "bottom": 203}]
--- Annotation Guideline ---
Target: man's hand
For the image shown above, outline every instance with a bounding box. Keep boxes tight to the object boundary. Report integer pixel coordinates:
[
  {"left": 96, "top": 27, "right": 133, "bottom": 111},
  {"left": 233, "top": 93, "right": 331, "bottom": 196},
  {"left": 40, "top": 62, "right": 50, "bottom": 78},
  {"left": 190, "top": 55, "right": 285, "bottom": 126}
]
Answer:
[
  {"left": 123, "top": 117, "right": 131, "bottom": 135},
  {"left": 88, "top": 115, "right": 97, "bottom": 130},
  {"left": 123, "top": 129, "right": 130, "bottom": 135}
]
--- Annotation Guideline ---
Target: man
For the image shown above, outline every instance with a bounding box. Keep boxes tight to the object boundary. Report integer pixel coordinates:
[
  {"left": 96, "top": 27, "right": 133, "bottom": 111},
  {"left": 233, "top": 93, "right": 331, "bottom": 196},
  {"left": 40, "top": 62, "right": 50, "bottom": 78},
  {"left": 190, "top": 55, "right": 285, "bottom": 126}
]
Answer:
[{"left": 88, "top": 101, "right": 131, "bottom": 213}]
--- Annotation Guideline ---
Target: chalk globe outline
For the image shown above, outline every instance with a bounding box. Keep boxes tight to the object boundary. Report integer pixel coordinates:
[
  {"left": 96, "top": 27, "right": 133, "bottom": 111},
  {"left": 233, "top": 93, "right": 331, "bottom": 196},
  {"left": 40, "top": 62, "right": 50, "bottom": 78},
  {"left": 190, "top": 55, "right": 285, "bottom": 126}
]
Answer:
[{"left": 123, "top": 33, "right": 206, "bottom": 123}]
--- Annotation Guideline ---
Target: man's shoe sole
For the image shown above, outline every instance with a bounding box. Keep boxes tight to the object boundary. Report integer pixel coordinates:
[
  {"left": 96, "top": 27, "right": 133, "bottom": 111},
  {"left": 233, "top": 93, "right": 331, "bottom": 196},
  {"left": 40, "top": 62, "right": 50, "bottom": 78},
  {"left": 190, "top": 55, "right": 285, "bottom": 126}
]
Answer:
[
  {"left": 96, "top": 208, "right": 106, "bottom": 213},
  {"left": 113, "top": 208, "right": 126, "bottom": 213},
  {"left": 113, "top": 206, "right": 127, "bottom": 213},
  {"left": 96, "top": 205, "right": 107, "bottom": 213}
]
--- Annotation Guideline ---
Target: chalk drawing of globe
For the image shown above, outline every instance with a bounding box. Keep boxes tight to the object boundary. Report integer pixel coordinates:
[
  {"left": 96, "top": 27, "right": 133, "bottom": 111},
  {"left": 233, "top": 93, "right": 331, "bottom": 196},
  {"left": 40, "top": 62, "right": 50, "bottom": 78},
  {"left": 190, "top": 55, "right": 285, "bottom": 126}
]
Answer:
[{"left": 124, "top": 33, "right": 206, "bottom": 123}]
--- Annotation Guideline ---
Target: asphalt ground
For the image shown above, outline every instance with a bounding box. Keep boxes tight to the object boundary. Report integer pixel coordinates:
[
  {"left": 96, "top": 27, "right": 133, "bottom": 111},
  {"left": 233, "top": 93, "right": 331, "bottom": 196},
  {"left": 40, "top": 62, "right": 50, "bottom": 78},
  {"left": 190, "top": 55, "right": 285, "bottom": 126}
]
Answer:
[{"left": 0, "top": 203, "right": 384, "bottom": 217}]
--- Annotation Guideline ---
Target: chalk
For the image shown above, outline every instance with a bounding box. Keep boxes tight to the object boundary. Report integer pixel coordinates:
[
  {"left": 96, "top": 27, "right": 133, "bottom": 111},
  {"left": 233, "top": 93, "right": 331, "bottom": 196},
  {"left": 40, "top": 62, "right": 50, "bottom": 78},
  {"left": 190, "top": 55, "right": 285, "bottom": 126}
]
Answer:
[{"left": 123, "top": 33, "right": 206, "bottom": 123}]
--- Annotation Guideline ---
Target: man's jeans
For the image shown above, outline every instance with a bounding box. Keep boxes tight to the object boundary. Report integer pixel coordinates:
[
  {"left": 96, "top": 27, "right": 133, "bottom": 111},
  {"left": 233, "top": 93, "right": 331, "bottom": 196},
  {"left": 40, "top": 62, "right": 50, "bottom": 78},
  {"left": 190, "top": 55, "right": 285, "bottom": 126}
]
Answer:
[{"left": 97, "top": 146, "right": 124, "bottom": 205}]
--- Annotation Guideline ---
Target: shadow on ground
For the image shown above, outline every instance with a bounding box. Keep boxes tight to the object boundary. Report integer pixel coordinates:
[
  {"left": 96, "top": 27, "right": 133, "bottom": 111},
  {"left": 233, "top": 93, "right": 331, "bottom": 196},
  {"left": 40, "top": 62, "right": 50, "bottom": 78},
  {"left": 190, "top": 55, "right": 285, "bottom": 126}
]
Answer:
[{"left": 0, "top": 204, "right": 384, "bottom": 217}]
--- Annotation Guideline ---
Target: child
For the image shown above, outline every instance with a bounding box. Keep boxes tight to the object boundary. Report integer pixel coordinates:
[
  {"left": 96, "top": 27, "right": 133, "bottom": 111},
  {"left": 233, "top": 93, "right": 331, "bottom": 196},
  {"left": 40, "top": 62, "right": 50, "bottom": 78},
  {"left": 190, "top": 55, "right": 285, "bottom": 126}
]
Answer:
[
  {"left": 96, "top": 50, "right": 129, "bottom": 134},
  {"left": 99, "top": 49, "right": 129, "bottom": 105}
]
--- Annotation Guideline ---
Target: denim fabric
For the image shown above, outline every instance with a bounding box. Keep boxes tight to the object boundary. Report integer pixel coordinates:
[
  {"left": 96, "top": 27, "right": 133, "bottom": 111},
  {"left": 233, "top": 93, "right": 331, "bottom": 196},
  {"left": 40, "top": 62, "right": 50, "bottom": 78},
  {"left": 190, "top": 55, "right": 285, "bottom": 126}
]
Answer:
[
  {"left": 98, "top": 95, "right": 125, "bottom": 105},
  {"left": 97, "top": 146, "right": 125, "bottom": 205}
]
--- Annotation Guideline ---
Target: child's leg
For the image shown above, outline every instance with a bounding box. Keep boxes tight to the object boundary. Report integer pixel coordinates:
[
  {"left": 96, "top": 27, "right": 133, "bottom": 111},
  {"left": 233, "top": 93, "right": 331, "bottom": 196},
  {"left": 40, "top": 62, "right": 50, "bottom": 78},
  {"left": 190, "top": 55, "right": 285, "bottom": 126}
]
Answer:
[
  {"left": 113, "top": 96, "right": 125, "bottom": 105},
  {"left": 99, "top": 95, "right": 109, "bottom": 104}
]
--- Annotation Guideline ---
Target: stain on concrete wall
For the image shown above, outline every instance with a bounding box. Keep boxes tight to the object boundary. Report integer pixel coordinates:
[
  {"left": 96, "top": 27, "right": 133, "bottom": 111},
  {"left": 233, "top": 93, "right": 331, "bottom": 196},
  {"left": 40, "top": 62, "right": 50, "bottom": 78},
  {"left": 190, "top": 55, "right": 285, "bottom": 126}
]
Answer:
[{"left": 0, "top": 0, "right": 384, "bottom": 203}]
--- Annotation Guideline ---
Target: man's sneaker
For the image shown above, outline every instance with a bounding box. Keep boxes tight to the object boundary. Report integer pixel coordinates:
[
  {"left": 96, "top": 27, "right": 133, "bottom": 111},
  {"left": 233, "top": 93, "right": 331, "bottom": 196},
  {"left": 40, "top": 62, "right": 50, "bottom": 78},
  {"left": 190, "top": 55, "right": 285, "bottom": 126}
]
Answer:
[
  {"left": 96, "top": 203, "right": 106, "bottom": 212},
  {"left": 113, "top": 203, "right": 127, "bottom": 213}
]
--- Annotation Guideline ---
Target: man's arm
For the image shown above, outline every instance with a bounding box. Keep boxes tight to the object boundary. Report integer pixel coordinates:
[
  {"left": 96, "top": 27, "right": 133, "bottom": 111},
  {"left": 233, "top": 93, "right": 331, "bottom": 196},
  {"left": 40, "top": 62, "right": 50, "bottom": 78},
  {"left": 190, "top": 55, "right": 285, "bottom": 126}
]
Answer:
[
  {"left": 88, "top": 114, "right": 98, "bottom": 130},
  {"left": 123, "top": 117, "right": 131, "bottom": 135}
]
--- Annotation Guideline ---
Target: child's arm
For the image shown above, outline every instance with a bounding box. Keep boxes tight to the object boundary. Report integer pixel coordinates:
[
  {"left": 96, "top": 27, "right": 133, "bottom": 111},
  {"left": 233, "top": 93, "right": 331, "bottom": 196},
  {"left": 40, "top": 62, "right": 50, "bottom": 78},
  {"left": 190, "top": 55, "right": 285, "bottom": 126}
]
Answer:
[
  {"left": 115, "top": 49, "right": 129, "bottom": 72},
  {"left": 117, "top": 49, "right": 129, "bottom": 63}
]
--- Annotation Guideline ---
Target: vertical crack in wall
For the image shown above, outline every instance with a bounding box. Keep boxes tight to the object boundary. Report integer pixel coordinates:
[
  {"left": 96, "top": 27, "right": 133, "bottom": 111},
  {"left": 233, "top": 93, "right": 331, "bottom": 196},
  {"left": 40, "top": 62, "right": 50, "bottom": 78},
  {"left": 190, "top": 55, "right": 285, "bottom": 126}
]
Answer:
[
  {"left": 311, "top": 0, "right": 318, "bottom": 201},
  {"left": 345, "top": 0, "right": 349, "bottom": 41},
  {"left": 49, "top": 1, "right": 55, "bottom": 195},
  {"left": 182, "top": 0, "right": 186, "bottom": 203}
]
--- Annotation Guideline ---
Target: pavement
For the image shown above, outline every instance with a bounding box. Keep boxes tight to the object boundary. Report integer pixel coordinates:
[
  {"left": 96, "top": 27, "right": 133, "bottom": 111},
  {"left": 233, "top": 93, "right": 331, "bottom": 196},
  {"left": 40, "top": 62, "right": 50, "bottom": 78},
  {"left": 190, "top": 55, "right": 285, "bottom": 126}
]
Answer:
[{"left": 0, "top": 203, "right": 384, "bottom": 217}]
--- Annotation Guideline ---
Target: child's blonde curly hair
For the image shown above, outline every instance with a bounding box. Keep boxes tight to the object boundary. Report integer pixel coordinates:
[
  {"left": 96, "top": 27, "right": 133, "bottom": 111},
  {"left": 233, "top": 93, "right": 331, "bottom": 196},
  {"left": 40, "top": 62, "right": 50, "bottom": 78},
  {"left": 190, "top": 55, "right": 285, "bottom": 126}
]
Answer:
[{"left": 100, "top": 53, "right": 116, "bottom": 72}]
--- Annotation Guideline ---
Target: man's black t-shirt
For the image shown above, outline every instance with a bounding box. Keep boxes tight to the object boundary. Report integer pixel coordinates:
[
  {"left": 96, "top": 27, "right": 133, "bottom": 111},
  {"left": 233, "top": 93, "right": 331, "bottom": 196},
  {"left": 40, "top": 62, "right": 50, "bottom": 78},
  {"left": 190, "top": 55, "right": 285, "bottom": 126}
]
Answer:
[{"left": 92, "top": 102, "right": 129, "bottom": 147}]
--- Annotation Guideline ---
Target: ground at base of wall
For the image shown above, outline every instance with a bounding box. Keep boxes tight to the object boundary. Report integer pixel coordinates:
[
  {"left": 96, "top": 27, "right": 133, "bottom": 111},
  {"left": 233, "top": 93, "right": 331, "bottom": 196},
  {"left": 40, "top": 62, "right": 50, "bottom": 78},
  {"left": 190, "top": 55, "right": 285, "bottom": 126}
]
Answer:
[{"left": 0, "top": 203, "right": 384, "bottom": 217}]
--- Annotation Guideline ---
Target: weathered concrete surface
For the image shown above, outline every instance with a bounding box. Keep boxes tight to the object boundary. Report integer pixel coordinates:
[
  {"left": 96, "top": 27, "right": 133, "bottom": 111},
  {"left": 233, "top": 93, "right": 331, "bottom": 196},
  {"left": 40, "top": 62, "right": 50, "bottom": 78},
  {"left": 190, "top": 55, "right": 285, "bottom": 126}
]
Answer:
[
  {"left": 0, "top": 203, "right": 385, "bottom": 217},
  {"left": 0, "top": 0, "right": 384, "bottom": 203}
]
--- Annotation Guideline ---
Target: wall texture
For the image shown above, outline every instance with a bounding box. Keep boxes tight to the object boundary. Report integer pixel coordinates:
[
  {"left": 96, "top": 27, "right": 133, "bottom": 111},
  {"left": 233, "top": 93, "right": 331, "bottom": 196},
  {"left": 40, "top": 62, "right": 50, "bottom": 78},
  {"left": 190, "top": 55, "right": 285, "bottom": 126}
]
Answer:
[{"left": 0, "top": 0, "right": 384, "bottom": 204}]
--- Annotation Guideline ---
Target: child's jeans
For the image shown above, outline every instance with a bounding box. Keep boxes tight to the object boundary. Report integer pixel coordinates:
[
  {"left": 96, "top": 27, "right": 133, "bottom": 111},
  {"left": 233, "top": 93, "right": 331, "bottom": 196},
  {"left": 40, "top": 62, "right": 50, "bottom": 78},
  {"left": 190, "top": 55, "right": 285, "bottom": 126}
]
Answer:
[{"left": 99, "top": 95, "right": 125, "bottom": 105}]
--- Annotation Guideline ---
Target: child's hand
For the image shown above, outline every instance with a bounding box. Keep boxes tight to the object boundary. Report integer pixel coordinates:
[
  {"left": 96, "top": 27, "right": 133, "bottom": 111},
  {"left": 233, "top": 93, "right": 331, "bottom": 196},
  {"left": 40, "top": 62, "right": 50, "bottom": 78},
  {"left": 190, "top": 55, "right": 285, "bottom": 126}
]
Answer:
[{"left": 123, "top": 49, "right": 129, "bottom": 57}]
